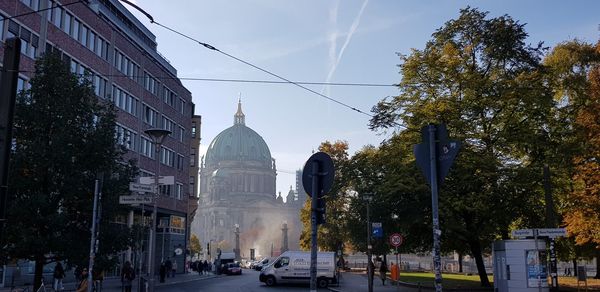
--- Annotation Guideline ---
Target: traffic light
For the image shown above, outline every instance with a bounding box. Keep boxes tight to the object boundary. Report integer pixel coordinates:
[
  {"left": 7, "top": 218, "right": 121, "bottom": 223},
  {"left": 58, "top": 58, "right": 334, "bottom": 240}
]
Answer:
[
  {"left": 207, "top": 243, "right": 210, "bottom": 255},
  {"left": 316, "top": 197, "right": 326, "bottom": 225}
]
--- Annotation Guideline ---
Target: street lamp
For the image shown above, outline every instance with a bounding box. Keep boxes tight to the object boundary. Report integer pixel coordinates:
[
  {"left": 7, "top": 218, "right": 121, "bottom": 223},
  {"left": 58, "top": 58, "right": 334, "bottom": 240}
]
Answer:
[
  {"left": 144, "top": 128, "right": 171, "bottom": 292},
  {"left": 362, "top": 193, "right": 374, "bottom": 292}
]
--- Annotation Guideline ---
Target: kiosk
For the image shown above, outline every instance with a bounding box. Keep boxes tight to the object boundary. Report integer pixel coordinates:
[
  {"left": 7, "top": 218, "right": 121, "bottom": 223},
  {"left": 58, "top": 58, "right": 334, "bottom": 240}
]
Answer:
[{"left": 493, "top": 239, "right": 548, "bottom": 292}]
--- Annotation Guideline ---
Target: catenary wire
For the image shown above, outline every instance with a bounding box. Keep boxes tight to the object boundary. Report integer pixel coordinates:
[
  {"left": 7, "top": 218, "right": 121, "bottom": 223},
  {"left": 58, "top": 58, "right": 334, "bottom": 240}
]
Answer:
[{"left": 151, "top": 21, "right": 372, "bottom": 118}]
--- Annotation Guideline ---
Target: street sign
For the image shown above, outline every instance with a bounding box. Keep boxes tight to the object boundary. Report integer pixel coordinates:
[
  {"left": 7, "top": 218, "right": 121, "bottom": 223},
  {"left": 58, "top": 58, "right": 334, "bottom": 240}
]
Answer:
[
  {"left": 139, "top": 176, "right": 175, "bottom": 185},
  {"left": 129, "top": 183, "right": 156, "bottom": 193},
  {"left": 512, "top": 229, "right": 534, "bottom": 238},
  {"left": 372, "top": 222, "right": 383, "bottom": 238},
  {"left": 119, "top": 195, "right": 153, "bottom": 205},
  {"left": 302, "top": 152, "right": 335, "bottom": 198},
  {"left": 537, "top": 228, "right": 567, "bottom": 238},
  {"left": 414, "top": 124, "right": 461, "bottom": 186},
  {"left": 390, "top": 233, "right": 403, "bottom": 247}
]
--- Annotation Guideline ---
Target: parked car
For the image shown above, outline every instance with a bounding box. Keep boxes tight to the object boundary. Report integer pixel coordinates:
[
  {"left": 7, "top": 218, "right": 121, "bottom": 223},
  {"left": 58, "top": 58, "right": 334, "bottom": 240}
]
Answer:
[{"left": 225, "top": 263, "right": 242, "bottom": 275}]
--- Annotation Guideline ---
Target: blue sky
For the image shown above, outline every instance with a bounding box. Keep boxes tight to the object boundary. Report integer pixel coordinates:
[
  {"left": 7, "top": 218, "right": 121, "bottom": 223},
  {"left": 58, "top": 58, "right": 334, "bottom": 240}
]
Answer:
[{"left": 125, "top": 1, "right": 599, "bottom": 199}]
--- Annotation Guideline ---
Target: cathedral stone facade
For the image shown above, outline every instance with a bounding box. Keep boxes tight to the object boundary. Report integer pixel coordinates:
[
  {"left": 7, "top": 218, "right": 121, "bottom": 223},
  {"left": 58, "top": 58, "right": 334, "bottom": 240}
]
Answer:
[{"left": 195, "top": 101, "right": 303, "bottom": 260}]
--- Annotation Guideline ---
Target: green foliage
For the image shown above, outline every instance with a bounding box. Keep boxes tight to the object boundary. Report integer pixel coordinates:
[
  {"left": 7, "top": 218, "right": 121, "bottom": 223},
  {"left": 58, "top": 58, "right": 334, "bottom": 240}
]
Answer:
[
  {"left": 299, "top": 141, "right": 352, "bottom": 253},
  {"left": 369, "top": 7, "right": 557, "bottom": 287},
  {"left": 3, "top": 52, "right": 137, "bottom": 287}
]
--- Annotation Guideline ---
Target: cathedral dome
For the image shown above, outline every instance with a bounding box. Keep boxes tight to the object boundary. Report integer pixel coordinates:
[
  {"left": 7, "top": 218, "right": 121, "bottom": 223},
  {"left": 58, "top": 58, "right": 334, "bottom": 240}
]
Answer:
[{"left": 205, "top": 101, "right": 272, "bottom": 166}]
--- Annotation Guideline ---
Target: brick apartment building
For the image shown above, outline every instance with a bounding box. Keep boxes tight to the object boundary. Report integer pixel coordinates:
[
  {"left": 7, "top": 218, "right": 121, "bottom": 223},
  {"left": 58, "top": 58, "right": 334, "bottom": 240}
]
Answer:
[{"left": 0, "top": 0, "right": 200, "bottom": 280}]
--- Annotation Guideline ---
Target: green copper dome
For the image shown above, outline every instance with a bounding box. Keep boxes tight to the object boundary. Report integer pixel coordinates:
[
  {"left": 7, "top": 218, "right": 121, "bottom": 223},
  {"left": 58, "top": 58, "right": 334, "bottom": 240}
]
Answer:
[{"left": 205, "top": 101, "right": 272, "bottom": 166}]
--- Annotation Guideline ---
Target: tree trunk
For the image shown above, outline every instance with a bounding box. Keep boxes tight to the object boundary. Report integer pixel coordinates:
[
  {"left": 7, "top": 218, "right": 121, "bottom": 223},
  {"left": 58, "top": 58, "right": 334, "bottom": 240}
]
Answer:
[
  {"left": 458, "top": 252, "right": 464, "bottom": 273},
  {"left": 33, "top": 256, "right": 44, "bottom": 291},
  {"left": 469, "top": 239, "right": 491, "bottom": 287},
  {"left": 572, "top": 259, "right": 578, "bottom": 277}
]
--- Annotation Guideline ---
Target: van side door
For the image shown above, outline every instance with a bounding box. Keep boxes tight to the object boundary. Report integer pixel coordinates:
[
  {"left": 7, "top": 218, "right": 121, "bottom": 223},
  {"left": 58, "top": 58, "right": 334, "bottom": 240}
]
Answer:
[{"left": 272, "top": 257, "right": 291, "bottom": 280}]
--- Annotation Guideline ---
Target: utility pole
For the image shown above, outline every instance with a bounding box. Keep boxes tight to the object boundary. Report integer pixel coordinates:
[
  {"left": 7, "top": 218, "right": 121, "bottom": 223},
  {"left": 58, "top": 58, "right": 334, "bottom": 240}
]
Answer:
[
  {"left": 544, "top": 164, "right": 559, "bottom": 292},
  {"left": 87, "top": 175, "right": 103, "bottom": 292},
  {"left": 364, "top": 194, "right": 374, "bottom": 292},
  {"left": 0, "top": 38, "right": 21, "bottom": 242}
]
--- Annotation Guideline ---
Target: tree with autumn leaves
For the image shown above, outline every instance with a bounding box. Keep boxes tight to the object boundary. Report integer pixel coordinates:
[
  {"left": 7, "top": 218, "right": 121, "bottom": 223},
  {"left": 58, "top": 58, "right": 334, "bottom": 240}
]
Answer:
[{"left": 298, "top": 8, "right": 600, "bottom": 285}]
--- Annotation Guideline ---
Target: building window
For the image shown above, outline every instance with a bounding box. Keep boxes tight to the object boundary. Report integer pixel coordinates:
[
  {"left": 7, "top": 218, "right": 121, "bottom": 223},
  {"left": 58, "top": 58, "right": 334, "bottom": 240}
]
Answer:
[
  {"left": 112, "top": 85, "right": 138, "bottom": 116},
  {"left": 178, "top": 98, "right": 186, "bottom": 115},
  {"left": 176, "top": 154, "right": 184, "bottom": 170},
  {"left": 163, "top": 87, "right": 176, "bottom": 108},
  {"left": 176, "top": 184, "right": 183, "bottom": 200},
  {"left": 144, "top": 71, "right": 159, "bottom": 96},
  {"left": 178, "top": 126, "right": 184, "bottom": 142},
  {"left": 143, "top": 104, "right": 158, "bottom": 127},
  {"left": 161, "top": 116, "right": 175, "bottom": 136},
  {"left": 160, "top": 147, "right": 175, "bottom": 167},
  {"left": 190, "top": 151, "right": 196, "bottom": 167},
  {"left": 7, "top": 20, "right": 39, "bottom": 59},
  {"left": 115, "top": 124, "right": 137, "bottom": 151},
  {"left": 191, "top": 122, "right": 197, "bottom": 138},
  {"left": 160, "top": 185, "right": 173, "bottom": 197},
  {"left": 140, "top": 136, "right": 155, "bottom": 158}
]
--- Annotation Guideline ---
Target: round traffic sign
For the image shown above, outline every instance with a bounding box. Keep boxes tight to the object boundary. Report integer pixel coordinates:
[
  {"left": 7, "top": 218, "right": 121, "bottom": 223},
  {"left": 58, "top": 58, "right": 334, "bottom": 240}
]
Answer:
[
  {"left": 302, "top": 152, "right": 335, "bottom": 198},
  {"left": 390, "top": 233, "right": 403, "bottom": 247}
]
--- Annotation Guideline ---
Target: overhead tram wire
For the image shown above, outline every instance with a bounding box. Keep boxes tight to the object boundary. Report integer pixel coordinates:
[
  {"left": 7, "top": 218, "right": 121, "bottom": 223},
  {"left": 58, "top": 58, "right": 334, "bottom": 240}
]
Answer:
[
  {"left": 150, "top": 21, "right": 372, "bottom": 118},
  {"left": 117, "top": 1, "right": 376, "bottom": 119},
  {"left": 8, "top": 69, "right": 396, "bottom": 87}
]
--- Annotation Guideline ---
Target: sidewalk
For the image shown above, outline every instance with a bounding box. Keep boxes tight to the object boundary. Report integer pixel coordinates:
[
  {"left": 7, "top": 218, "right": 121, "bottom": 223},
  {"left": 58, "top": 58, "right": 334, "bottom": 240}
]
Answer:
[
  {"left": 330, "top": 271, "right": 420, "bottom": 292},
  {"left": 1, "top": 272, "right": 218, "bottom": 292}
]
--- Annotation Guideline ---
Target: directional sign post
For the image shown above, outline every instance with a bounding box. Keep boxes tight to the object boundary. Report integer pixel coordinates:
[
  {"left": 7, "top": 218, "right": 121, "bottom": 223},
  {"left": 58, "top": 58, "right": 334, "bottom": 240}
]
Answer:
[
  {"left": 302, "top": 152, "right": 335, "bottom": 292},
  {"left": 414, "top": 124, "right": 461, "bottom": 292},
  {"left": 119, "top": 195, "right": 153, "bottom": 205},
  {"left": 129, "top": 183, "right": 156, "bottom": 193}
]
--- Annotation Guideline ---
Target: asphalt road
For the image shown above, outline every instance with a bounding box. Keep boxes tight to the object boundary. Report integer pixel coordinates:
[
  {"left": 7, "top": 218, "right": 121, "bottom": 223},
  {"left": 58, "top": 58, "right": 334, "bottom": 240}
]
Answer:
[{"left": 156, "top": 269, "right": 328, "bottom": 292}]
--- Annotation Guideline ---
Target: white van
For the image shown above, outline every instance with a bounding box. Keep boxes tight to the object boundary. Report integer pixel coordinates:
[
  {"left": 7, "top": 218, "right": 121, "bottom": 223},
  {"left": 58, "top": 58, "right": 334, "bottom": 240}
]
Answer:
[{"left": 259, "top": 251, "right": 338, "bottom": 288}]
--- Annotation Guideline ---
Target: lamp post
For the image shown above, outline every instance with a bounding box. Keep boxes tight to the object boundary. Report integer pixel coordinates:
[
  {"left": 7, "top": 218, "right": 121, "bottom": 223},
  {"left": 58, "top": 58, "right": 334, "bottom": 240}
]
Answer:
[
  {"left": 144, "top": 128, "right": 171, "bottom": 292},
  {"left": 362, "top": 193, "right": 374, "bottom": 292}
]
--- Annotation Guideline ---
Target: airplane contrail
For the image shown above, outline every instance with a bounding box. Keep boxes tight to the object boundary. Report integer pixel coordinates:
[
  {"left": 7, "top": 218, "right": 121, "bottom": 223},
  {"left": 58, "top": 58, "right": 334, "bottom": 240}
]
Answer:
[{"left": 324, "top": 0, "right": 370, "bottom": 96}]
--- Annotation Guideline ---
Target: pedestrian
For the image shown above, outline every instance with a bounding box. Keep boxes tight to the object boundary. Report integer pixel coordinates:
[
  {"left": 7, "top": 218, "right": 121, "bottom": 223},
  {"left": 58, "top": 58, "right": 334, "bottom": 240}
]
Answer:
[
  {"left": 53, "top": 262, "right": 66, "bottom": 291},
  {"left": 380, "top": 261, "right": 388, "bottom": 285},
  {"left": 76, "top": 268, "right": 89, "bottom": 292},
  {"left": 74, "top": 266, "right": 83, "bottom": 282},
  {"left": 171, "top": 260, "right": 177, "bottom": 277},
  {"left": 204, "top": 260, "right": 210, "bottom": 274},
  {"left": 121, "top": 261, "right": 135, "bottom": 292},
  {"left": 159, "top": 262, "right": 167, "bottom": 283},
  {"left": 165, "top": 258, "right": 173, "bottom": 278}
]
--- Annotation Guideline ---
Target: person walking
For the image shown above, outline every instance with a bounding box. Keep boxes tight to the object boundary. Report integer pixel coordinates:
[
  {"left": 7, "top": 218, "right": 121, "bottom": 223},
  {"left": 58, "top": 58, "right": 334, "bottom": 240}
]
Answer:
[
  {"left": 159, "top": 262, "right": 167, "bottom": 283},
  {"left": 75, "top": 268, "right": 89, "bottom": 292},
  {"left": 165, "top": 258, "right": 173, "bottom": 278},
  {"left": 53, "top": 262, "right": 66, "bottom": 291},
  {"left": 121, "top": 261, "right": 135, "bottom": 292},
  {"left": 171, "top": 260, "right": 177, "bottom": 277},
  {"left": 380, "top": 261, "right": 388, "bottom": 285}
]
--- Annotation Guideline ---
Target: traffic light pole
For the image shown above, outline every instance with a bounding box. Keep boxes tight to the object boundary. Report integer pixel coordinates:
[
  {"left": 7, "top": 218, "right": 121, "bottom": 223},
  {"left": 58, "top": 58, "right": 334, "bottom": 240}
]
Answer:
[
  {"left": 309, "top": 161, "right": 319, "bottom": 292},
  {"left": 428, "top": 125, "right": 443, "bottom": 292}
]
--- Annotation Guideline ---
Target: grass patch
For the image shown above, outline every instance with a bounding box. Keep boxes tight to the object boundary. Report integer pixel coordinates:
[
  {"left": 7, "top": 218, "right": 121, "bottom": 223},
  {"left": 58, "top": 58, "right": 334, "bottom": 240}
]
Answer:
[
  {"left": 556, "top": 276, "right": 600, "bottom": 291},
  {"left": 397, "top": 272, "right": 492, "bottom": 288}
]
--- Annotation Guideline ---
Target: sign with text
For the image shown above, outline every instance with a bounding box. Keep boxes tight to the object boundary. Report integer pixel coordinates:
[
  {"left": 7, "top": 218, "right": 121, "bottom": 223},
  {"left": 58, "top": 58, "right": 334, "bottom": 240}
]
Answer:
[
  {"left": 129, "top": 183, "right": 156, "bottom": 193},
  {"left": 119, "top": 195, "right": 153, "bottom": 205},
  {"left": 139, "top": 176, "right": 174, "bottom": 185},
  {"left": 536, "top": 228, "right": 566, "bottom": 238},
  {"left": 390, "top": 233, "right": 403, "bottom": 247},
  {"left": 512, "top": 229, "right": 534, "bottom": 238}
]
